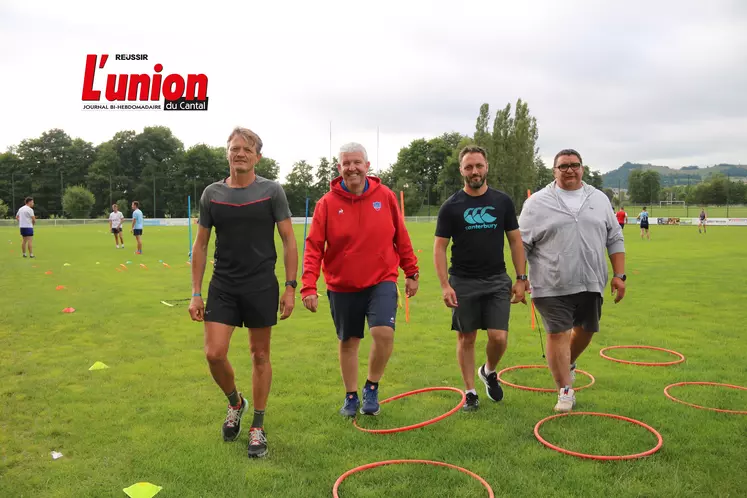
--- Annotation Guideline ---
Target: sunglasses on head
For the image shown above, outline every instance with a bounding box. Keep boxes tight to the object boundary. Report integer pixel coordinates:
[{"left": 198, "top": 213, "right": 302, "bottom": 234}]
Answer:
[{"left": 557, "top": 163, "right": 581, "bottom": 171}]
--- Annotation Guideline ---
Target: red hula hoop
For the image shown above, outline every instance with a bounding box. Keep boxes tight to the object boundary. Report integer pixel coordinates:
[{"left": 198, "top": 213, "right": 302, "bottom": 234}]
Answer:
[
  {"left": 534, "top": 412, "right": 663, "bottom": 460},
  {"left": 496, "top": 365, "right": 595, "bottom": 393},
  {"left": 333, "top": 459, "right": 494, "bottom": 497},
  {"left": 664, "top": 382, "right": 747, "bottom": 414},
  {"left": 599, "top": 345, "right": 685, "bottom": 366},
  {"left": 353, "top": 386, "right": 465, "bottom": 434}
]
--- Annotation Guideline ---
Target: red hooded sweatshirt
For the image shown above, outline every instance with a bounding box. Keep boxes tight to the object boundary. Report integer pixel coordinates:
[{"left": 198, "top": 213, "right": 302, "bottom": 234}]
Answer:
[{"left": 300, "top": 176, "right": 419, "bottom": 297}]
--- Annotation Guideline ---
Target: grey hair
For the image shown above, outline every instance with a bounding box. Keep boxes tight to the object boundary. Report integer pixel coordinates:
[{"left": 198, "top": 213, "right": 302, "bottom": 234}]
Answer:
[
  {"left": 227, "top": 127, "right": 263, "bottom": 154},
  {"left": 339, "top": 142, "right": 368, "bottom": 162}
]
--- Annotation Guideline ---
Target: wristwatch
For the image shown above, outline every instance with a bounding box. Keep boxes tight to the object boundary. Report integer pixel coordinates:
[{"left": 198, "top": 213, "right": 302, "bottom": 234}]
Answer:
[
  {"left": 613, "top": 273, "right": 627, "bottom": 281},
  {"left": 406, "top": 272, "right": 419, "bottom": 281},
  {"left": 284, "top": 280, "right": 297, "bottom": 288},
  {"left": 516, "top": 274, "right": 528, "bottom": 281}
]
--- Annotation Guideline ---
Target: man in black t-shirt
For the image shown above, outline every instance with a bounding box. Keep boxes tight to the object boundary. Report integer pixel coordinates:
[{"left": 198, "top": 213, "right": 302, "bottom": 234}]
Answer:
[
  {"left": 189, "top": 127, "right": 298, "bottom": 459},
  {"left": 434, "top": 145, "right": 528, "bottom": 412}
]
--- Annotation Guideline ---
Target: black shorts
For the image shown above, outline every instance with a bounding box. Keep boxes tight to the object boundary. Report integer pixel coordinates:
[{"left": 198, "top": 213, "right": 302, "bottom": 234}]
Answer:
[
  {"left": 619, "top": 223, "right": 625, "bottom": 230},
  {"left": 20, "top": 228, "right": 34, "bottom": 237},
  {"left": 133, "top": 228, "right": 143, "bottom": 236},
  {"left": 640, "top": 222, "right": 649, "bottom": 229},
  {"left": 327, "top": 281, "right": 398, "bottom": 340},
  {"left": 205, "top": 280, "right": 279, "bottom": 328},
  {"left": 111, "top": 227, "right": 122, "bottom": 234},
  {"left": 449, "top": 272, "right": 512, "bottom": 333},
  {"left": 532, "top": 291, "right": 603, "bottom": 334}
]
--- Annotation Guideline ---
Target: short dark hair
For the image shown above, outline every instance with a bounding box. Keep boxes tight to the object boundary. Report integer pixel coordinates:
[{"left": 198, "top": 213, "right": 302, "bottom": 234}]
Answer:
[
  {"left": 24, "top": 197, "right": 33, "bottom": 204},
  {"left": 458, "top": 145, "right": 488, "bottom": 165},
  {"left": 553, "top": 148, "right": 583, "bottom": 167},
  {"left": 133, "top": 201, "right": 139, "bottom": 208}
]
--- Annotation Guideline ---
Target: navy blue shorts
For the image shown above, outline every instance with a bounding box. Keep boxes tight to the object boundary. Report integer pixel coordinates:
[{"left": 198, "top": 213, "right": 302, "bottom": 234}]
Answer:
[
  {"left": 327, "top": 281, "right": 398, "bottom": 340},
  {"left": 133, "top": 228, "right": 143, "bottom": 236},
  {"left": 20, "top": 228, "right": 33, "bottom": 237}
]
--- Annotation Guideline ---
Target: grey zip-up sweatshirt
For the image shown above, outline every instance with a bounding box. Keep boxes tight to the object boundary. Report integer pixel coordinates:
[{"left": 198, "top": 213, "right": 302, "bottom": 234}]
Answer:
[{"left": 518, "top": 181, "right": 625, "bottom": 298}]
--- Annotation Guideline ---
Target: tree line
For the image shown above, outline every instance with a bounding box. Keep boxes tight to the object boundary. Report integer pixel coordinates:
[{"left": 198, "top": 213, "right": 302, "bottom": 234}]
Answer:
[
  {"left": 620, "top": 169, "right": 747, "bottom": 206},
  {"left": 0, "top": 99, "right": 610, "bottom": 219}
]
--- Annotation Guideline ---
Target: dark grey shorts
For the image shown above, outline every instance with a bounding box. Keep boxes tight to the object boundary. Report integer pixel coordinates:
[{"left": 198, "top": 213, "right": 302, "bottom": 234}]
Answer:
[
  {"left": 327, "top": 281, "right": 398, "bottom": 341},
  {"left": 449, "top": 272, "right": 512, "bottom": 333},
  {"left": 532, "top": 292, "right": 603, "bottom": 334}
]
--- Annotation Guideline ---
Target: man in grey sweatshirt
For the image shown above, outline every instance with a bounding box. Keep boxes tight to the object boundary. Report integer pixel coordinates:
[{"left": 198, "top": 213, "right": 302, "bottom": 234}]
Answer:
[{"left": 519, "top": 149, "right": 626, "bottom": 413}]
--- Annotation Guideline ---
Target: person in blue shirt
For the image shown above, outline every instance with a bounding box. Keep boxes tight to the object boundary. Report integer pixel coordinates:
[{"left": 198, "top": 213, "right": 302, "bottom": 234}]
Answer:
[
  {"left": 637, "top": 206, "right": 650, "bottom": 240},
  {"left": 130, "top": 201, "right": 144, "bottom": 254}
]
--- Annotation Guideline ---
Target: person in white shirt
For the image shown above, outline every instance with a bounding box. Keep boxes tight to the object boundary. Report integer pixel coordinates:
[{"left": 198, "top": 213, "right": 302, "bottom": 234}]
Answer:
[
  {"left": 108, "top": 204, "right": 125, "bottom": 248},
  {"left": 16, "top": 197, "right": 36, "bottom": 258}
]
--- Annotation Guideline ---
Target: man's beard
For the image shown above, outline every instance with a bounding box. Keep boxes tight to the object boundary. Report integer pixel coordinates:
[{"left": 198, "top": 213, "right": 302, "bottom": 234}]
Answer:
[{"left": 466, "top": 175, "right": 485, "bottom": 189}]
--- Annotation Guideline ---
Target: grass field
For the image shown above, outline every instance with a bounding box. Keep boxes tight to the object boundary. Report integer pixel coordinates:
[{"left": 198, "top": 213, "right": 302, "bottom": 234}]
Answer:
[{"left": 1, "top": 222, "right": 746, "bottom": 497}]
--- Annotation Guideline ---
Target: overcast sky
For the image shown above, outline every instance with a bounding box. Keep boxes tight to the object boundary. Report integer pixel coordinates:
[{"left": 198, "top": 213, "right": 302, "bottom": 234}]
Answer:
[{"left": 1, "top": 0, "right": 746, "bottom": 181}]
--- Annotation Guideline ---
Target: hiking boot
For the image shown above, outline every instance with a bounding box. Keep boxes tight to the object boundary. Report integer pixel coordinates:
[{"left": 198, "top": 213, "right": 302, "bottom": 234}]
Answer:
[
  {"left": 222, "top": 396, "right": 248, "bottom": 442},
  {"left": 339, "top": 393, "right": 360, "bottom": 417},
  {"left": 554, "top": 387, "right": 576, "bottom": 413},
  {"left": 463, "top": 392, "right": 479, "bottom": 412},
  {"left": 361, "top": 382, "right": 380, "bottom": 415},
  {"left": 478, "top": 364, "right": 504, "bottom": 402},
  {"left": 247, "top": 427, "right": 268, "bottom": 458}
]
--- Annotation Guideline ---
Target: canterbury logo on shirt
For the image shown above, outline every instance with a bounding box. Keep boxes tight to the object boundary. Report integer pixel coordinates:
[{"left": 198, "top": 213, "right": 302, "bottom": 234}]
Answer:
[{"left": 463, "top": 206, "right": 497, "bottom": 230}]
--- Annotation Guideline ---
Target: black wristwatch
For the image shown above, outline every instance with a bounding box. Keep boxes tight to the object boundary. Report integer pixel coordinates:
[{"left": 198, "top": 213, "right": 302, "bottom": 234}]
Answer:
[
  {"left": 613, "top": 273, "right": 626, "bottom": 281},
  {"left": 406, "top": 272, "right": 419, "bottom": 281},
  {"left": 284, "top": 280, "right": 297, "bottom": 289},
  {"left": 516, "top": 274, "right": 528, "bottom": 281}
]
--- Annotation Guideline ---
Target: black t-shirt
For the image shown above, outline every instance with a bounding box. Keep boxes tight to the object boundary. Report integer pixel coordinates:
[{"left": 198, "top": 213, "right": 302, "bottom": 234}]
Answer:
[
  {"left": 199, "top": 176, "right": 292, "bottom": 292},
  {"left": 435, "top": 187, "right": 519, "bottom": 278}
]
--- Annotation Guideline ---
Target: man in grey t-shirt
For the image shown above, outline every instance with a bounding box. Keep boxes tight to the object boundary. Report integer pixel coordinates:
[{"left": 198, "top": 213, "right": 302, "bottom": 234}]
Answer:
[
  {"left": 189, "top": 127, "right": 298, "bottom": 459},
  {"left": 519, "top": 148, "right": 626, "bottom": 414}
]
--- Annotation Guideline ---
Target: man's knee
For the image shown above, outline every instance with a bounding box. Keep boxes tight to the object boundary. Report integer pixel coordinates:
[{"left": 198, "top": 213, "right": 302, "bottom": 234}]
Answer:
[
  {"left": 205, "top": 345, "right": 228, "bottom": 364},
  {"left": 458, "top": 331, "right": 478, "bottom": 346},
  {"left": 370, "top": 326, "right": 394, "bottom": 342},
  {"left": 487, "top": 329, "right": 508, "bottom": 344}
]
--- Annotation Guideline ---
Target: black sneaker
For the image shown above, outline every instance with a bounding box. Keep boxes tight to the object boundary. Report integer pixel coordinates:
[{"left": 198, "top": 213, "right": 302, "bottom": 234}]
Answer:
[
  {"left": 479, "top": 364, "right": 504, "bottom": 402},
  {"left": 463, "top": 392, "right": 479, "bottom": 412},
  {"left": 247, "top": 427, "right": 268, "bottom": 458},
  {"left": 222, "top": 396, "right": 248, "bottom": 442}
]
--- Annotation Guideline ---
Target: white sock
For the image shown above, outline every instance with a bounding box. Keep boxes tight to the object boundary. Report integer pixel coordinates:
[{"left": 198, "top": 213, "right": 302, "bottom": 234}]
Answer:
[
  {"left": 466, "top": 389, "right": 477, "bottom": 395},
  {"left": 484, "top": 365, "right": 496, "bottom": 375}
]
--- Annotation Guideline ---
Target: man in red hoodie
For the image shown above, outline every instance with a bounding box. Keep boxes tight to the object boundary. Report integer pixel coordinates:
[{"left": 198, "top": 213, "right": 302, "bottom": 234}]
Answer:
[{"left": 301, "top": 142, "right": 419, "bottom": 418}]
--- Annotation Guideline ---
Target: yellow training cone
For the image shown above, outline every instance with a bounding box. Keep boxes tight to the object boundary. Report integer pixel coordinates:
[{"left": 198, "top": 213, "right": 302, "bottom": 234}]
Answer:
[
  {"left": 88, "top": 361, "right": 109, "bottom": 371},
  {"left": 123, "top": 482, "right": 162, "bottom": 498}
]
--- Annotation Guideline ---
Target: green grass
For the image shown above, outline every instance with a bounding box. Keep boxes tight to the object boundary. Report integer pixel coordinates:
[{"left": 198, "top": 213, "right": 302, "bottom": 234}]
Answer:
[{"left": 1, "top": 223, "right": 746, "bottom": 497}]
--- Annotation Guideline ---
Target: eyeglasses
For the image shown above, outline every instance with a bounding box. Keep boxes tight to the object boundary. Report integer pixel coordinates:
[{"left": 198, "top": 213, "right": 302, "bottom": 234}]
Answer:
[{"left": 556, "top": 163, "right": 581, "bottom": 171}]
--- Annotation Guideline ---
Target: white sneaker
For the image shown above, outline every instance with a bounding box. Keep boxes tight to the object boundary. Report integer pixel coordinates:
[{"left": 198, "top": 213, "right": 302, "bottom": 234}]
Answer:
[
  {"left": 116, "top": 245, "right": 120, "bottom": 249},
  {"left": 554, "top": 387, "right": 576, "bottom": 413}
]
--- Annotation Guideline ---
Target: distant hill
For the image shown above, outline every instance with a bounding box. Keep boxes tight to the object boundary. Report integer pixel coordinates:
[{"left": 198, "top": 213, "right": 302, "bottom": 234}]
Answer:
[{"left": 602, "top": 162, "right": 747, "bottom": 188}]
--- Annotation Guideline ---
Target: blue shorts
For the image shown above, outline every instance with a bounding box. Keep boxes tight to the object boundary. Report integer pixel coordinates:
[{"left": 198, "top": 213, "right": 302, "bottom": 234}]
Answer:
[
  {"left": 327, "top": 281, "right": 398, "bottom": 340},
  {"left": 20, "top": 228, "right": 33, "bottom": 237},
  {"left": 133, "top": 228, "right": 143, "bottom": 236}
]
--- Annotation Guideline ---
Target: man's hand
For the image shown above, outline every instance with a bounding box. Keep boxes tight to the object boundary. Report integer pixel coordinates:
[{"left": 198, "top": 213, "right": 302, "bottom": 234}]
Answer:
[
  {"left": 510, "top": 280, "right": 527, "bottom": 304},
  {"left": 302, "top": 294, "right": 318, "bottom": 313},
  {"left": 405, "top": 277, "right": 419, "bottom": 297},
  {"left": 279, "top": 288, "right": 295, "bottom": 320},
  {"left": 611, "top": 277, "right": 626, "bottom": 303},
  {"left": 442, "top": 285, "right": 458, "bottom": 308},
  {"left": 189, "top": 296, "right": 204, "bottom": 321}
]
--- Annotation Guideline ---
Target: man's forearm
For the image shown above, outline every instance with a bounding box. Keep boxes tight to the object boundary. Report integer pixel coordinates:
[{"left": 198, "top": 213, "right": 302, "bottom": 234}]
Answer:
[
  {"left": 283, "top": 237, "right": 298, "bottom": 284},
  {"left": 609, "top": 252, "right": 625, "bottom": 275},
  {"left": 434, "top": 246, "right": 450, "bottom": 288},
  {"left": 510, "top": 238, "right": 527, "bottom": 277},
  {"left": 191, "top": 242, "right": 208, "bottom": 295}
]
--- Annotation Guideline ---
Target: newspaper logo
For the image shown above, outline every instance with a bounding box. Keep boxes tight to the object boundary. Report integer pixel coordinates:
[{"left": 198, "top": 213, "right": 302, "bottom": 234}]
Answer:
[{"left": 81, "top": 54, "right": 209, "bottom": 111}]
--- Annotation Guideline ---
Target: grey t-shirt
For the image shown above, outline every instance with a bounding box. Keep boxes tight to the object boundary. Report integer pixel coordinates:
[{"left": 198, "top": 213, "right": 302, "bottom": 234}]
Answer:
[{"left": 199, "top": 176, "right": 292, "bottom": 292}]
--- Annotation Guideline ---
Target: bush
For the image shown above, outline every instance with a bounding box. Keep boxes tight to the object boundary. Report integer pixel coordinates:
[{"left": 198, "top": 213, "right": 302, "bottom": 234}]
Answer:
[
  {"left": 62, "top": 185, "right": 96, "bottom": 218},
  {"left": 115, "top": 198, "right": 129, "bottom": 217},
  {"left": 0, "top": 199, "right": 8, "bottom": 219}
]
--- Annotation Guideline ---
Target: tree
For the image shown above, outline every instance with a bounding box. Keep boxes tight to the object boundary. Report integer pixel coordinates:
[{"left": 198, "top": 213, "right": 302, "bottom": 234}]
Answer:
[
  {"left": 115, "top": 198, "right": 129, "bottom": 216},
  {"left": 314, "top": 156, "right": 337, "bottom": 197},
  {"left": 0, "top": 199, "right": 8, "bottom": 219},
  {"left": 534, "top": 157, "right": 554, "bottom": 192},
  {"left": 283, "top": 160, "right": 314, "bottom": 216},
  {"left": 627, "top": 169, "right": 661, "bottom": 204},
  {"left": 62, "top": 185, "right": 95, "bottom": 218},
  {"left": 603, "top": 188, "right": 615, "bottom": 203},
  {"left": 256, "top": 157, "right": 279, "bottom": 180},
  {"left": 582, "top": 167, "right": 603, "bottom": 189}
]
